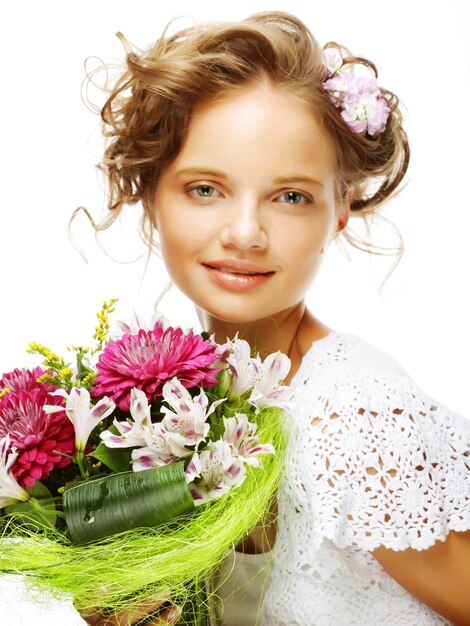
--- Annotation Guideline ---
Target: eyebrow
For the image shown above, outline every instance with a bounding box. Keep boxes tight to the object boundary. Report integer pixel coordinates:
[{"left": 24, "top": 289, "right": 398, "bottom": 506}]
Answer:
[
  {"left": 174, "top": 167, "right": 324, "bottom": 188},
  {"left": 273, "top": 175, "right": 324, "bottom": 188},
  {"left": 175, "top": 167, "right": 228, "bottom": 179}
]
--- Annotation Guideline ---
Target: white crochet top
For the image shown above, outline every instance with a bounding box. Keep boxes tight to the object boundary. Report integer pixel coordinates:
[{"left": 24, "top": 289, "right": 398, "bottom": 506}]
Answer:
[{"left": 209, "top": 331, "right": 470, "bottom": 625}]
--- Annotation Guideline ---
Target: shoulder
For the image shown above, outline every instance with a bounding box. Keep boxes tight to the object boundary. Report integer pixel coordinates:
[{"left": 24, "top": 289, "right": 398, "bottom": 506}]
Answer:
[
  {"left": 293, "top": 330, "right": 414, "bottom": 415},
  {"left": 316, "top": 331, "right": 410, "bottom": 379},
  {"left": 295, "top": 329, "right": 470, "bottom": 440},
  {"left": 288, "top": 331, "right": 470, "bottom": 552},
  {"left": 296, "top": 330, "right": 457, "bottom": 410}
]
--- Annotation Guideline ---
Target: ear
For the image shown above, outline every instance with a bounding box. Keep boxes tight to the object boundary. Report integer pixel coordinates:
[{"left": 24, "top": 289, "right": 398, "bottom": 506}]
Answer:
[{"left": 337, "top": 187, "right": 352, "bottom": 233}]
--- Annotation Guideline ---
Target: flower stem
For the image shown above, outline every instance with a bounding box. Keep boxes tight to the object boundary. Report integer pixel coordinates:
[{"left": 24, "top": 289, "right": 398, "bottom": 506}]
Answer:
[{"left": 75, "top": 450, "right": 88, "bottom": 480}]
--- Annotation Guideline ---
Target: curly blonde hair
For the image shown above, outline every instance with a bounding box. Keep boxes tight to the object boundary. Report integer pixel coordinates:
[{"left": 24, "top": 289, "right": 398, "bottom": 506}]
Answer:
[{"left": 94, "top": 10, "right": 409, "bottom": 257}]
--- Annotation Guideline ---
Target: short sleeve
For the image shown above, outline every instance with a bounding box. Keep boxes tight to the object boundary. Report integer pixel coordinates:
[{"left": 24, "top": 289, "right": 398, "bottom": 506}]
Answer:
[{"left": 288, "top": 364, "right": 470, "bottom": 553}]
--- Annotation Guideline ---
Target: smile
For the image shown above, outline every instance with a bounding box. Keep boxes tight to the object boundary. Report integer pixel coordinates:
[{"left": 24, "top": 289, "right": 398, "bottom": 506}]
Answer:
[
  {"left": 216, "top": 267, "right": 260, "bottom": 275},
  {"left": 203, "top": 265, "right": 275, "bottom": 292}
]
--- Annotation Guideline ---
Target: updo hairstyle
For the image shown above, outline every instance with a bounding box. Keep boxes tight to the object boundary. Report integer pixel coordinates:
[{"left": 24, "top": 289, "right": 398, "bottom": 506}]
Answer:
[{"left": 95, "top": 11, "right": 409, "bottom": 256}]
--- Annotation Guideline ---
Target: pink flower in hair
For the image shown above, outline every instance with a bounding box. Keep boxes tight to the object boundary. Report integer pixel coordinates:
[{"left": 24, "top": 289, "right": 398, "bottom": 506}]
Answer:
[
  {"left": 92, "top": 321, "right": 221, "bottom": 411},
  {"left": 322, "top": 47, "right": 390, "bottom": 137},
  {"left": 341, "top": 91, "right": 390, "bottom": 135},
  {"left": 323, "top": 47, "right": 343, "bottom": 74},
  {"left": 0, "top": 368, "right": 76, "bottom": 488}
]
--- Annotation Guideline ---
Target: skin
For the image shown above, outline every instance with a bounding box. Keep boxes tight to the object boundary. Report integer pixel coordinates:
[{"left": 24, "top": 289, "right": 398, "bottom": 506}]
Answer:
[
  {"left": 145, "top": 80, "right": 348, "bottom": 563},
  {"left": 147, "top": 81, "right": 349, "bottom": 367},
  {"left": 143, "top": 80, "right": 470, "bottom": 624},
  {"left": 77, "top": 595, "right": 181, "bottom": 626}
]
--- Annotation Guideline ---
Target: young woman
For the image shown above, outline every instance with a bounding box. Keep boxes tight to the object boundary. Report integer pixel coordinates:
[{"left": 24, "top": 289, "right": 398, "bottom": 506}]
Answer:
[{"left": 78, "top": 11, "right": 470, "bottom": 626}]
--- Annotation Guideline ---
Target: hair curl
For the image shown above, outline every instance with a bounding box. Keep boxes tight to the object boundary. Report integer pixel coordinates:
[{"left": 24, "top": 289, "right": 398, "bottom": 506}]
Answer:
[{"left": 93, "top": 11, "right": 409, "bottom": 258}]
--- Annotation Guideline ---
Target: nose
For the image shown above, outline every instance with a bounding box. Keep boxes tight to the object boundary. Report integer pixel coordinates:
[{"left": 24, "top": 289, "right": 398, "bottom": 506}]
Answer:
[{"left": 220, "top": 195, "right": 268, "bottom": 250}]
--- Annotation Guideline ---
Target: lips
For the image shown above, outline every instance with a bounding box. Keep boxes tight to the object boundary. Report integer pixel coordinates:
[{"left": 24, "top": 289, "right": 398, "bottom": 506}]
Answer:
[
  {"left": 207, "top": 266, "right": 265, "bottom": 276},
  {"left": 203, "top": 259, "right": 274, "bottom": 275},
  {"left": 203, "top": 262, "right": 274, "bottom": 292}
]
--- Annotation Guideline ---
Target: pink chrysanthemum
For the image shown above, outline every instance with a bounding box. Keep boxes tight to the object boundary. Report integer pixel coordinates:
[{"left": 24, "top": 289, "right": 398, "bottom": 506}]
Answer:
[
  {"left": 0, "top": 369, "right": 76, "bottom": 488},
  {"left": 92, "top": 323, "right": 222, "bottom": 411},
  {"left": 0, "top": 366, "right": 44, "bottom": 397}
]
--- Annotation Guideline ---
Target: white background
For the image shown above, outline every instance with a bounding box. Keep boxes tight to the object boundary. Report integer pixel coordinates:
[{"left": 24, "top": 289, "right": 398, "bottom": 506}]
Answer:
[{"left": 0, "top": 0, "right": 469, "bottom": 623}]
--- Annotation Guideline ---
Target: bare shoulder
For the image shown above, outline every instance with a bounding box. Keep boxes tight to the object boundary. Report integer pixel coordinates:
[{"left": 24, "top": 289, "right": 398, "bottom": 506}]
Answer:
[{"left": 372, "top": 530, "right": 470, "bottom": 625}]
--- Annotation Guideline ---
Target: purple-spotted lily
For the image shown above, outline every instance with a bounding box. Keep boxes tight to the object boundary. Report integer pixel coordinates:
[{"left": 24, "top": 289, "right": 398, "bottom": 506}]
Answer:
[
  {"left": 224, "top": 337, "right": 292, "bottom": 413},
  {"left": 222, "top": 413, "right": 275, "bottom": 467},
  {"left": 112, "top": 310, "right": 171, "bottom": 339},
  {"left": 186, "top": 440, "right": 246, "bottom": 506},
  {"left": 224, "top": 338, "right": 256, "bottom": 397},
  {"left": 247, "top": 352, "right": 293, "bottom": 413},
  {"left": 101, "top": 387, "right": 186, "bottom": 471},
  {"left": 0, "top": 435, "right": 30, "bottom": 508},
  {"left": 44, "top": 388, "right": 115, "bottom": 453},
  {"left": 100, "top": 387, "right": 151, "bottom": 449},
  {"left": 160, "top": 377, "right": 224, "bottom": 452}
]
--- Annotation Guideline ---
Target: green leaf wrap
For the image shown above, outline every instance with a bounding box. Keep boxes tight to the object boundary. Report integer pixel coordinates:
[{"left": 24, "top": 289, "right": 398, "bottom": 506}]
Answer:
[
  {"left": 63, "top": 462, "right": 195, "bottom": 544},
  {"left": 0, "top": 407, "right": 287, "bottom": 621}
]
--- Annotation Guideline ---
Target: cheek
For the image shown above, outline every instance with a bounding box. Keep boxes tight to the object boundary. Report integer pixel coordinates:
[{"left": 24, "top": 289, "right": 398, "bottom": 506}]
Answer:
[
  {"left": 157, "top": 212, "right": 211, "bottom": 268},
  {"left": 279, "top": 221, "right": 331, "bottom": 271}
]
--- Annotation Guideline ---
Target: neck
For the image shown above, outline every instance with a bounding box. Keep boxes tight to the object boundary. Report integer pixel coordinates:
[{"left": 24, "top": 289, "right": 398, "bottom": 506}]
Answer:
[
  {"left": 195, "top": 302, "right": 331, "bottom": 383},
  {"left": 196, "top": 302, "right": 305, "bottom": 356}
]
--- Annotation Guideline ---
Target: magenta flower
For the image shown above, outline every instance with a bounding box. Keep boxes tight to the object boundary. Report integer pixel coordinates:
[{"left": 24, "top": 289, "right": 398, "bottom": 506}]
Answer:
[
  {"left": 0, "top": 368, "right": 76, "bottom": 488},
  {"left": 0, "top": 366, "right": 45, "bottom": 399},
  {"left": 92, "top": 321, "right": 221, "bottom": 411}
]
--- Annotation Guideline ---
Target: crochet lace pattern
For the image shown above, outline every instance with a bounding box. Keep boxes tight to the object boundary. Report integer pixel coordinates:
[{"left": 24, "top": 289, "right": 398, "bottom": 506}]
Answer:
[{"left": 259, "top": 332, "right": 470, "bottom": 625}]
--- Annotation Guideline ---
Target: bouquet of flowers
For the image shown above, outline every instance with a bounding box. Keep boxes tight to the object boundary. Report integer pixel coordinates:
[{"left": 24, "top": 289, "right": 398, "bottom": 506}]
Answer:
[{"left": 0, "top": 300, "right": 291, "bottom": 622}]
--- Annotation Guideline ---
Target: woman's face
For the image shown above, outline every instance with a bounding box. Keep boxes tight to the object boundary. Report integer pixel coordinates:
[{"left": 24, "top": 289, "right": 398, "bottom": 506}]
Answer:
[{"left": 147, "top": 82, "right": 349, "bottom": 325}]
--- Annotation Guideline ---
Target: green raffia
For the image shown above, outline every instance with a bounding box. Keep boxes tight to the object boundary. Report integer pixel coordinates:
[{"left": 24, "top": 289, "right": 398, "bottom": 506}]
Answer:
[{"left": 0, "top": 406, "right": 288, "bottom": 623}]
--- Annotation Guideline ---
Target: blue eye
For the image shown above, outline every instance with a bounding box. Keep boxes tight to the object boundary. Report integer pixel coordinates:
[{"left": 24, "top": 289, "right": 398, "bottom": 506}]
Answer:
[
  {"left": 278, "top": 191, "right": 312, "bottom": 205},
  {"left": 188, "top": 184, "right": 219, "bottom": 198}
]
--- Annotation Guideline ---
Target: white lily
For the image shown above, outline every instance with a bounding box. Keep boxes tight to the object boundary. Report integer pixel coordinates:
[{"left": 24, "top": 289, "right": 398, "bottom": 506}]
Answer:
[
  {"left": 45, "top": 388, "right": 115, "bottom": 453},
  {"left": 223, "top": 339, "right": 292, "bottom": 412},
  {"left": 248, "top": 351, "right": 293, "bottom": 413},
  {"left": 100, "top": 388, "right": 151, "bottom": 448},
  {"left": 222, "top": 413, "right": 275, "bottom": 467},
  {"left": 111, "top": 310, "right": 170, "bottom": 339},
  {"left": 0, "top": 435, "right": 29, "bottom": 508},
  {"left": 101, "top": 387, "right": 189, "bottom": 470},
  {"left": 160, "top": 378, "right": 224, "bottom": 451},
  {"left": 184, "top": 452, "right": 202, "bottom": 483},
  {"left": 131, "top": 437, "right": 178, "bottom": 471},
  {"left": 188, "top": 440, "right": 246, "bottom": 506},
  {"left": 130, "top": 416, "right": 185, "bottom": 471},
  {"left": 225, "top": 337, "right": 258, "bottom": 397}
]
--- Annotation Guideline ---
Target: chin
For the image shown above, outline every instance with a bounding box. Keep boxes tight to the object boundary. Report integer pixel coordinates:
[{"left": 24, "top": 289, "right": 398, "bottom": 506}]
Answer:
[
  {"left": 206, "top": 308, "right": 261, "bottom": 325},
  {"left": 197, "top": 301, "right": 286, "bottom": 326}
]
